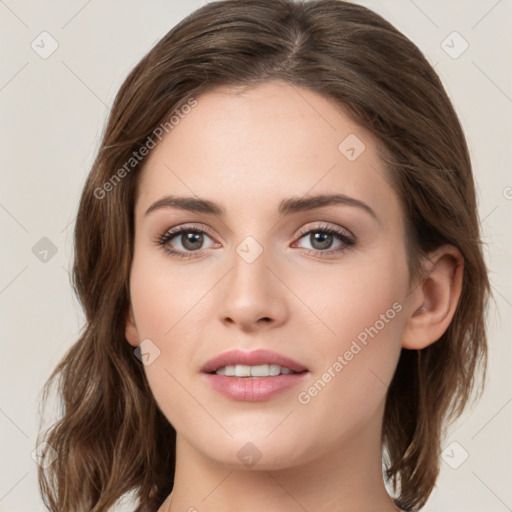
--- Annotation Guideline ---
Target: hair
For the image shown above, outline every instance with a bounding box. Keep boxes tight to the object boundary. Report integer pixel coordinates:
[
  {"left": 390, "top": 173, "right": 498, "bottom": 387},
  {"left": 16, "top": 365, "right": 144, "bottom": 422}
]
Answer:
[{"left": 36, "top": 0, "right": 491, "bottom": 511}]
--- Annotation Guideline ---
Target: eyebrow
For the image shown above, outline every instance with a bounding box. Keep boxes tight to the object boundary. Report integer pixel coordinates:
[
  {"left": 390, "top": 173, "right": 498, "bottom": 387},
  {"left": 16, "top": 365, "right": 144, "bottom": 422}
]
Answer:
[{"left": 144, "top": 193, "right": 378, "bottom": 222}]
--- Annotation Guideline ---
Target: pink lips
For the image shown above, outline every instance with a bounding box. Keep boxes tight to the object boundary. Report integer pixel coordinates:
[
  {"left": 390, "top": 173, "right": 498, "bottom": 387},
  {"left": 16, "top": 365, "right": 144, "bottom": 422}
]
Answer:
[{"left": 201, "top": 349, "right": 309, "bottom": 402}]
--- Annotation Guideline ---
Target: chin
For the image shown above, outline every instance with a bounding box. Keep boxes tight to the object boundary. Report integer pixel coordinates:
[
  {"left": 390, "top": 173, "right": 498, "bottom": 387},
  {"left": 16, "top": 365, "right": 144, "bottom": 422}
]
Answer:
[{"left": 192, "top": 432, "right": 311, "bottom": 471}]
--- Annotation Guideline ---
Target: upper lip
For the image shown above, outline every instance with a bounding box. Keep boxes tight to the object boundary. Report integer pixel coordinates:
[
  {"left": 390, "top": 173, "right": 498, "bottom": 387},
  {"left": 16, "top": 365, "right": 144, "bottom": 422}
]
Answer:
[{"left": 201, "top": 349, "right": 308, "bottom": 374}]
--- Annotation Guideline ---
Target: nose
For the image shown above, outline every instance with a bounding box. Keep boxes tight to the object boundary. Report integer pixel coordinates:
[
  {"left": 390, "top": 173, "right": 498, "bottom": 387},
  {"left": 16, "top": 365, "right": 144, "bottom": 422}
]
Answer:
[{"left": 218, "top": 244, "right": 288, "bottom": 332}]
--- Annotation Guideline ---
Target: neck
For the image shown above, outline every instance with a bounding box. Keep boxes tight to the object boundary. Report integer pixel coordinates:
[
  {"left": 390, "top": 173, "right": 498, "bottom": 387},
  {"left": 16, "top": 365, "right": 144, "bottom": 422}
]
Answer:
[{"left": 159, "top": 414, "right": 401, "bottom": 512}]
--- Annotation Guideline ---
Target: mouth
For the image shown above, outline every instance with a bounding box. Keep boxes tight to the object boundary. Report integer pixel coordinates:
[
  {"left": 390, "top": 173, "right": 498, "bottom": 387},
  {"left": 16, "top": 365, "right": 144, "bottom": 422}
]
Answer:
[
  {"left": 201, "top": 348, "right": 308, "bottom": 375},
  {"left": 201, "top": 349, "right": 309, "bottom": 401}
]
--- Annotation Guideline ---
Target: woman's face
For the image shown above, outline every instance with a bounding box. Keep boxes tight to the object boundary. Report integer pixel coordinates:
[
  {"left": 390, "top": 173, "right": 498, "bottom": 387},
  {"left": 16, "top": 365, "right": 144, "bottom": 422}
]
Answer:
[{"left": 126, "top": 80, "right": 414, "bottom": 469}]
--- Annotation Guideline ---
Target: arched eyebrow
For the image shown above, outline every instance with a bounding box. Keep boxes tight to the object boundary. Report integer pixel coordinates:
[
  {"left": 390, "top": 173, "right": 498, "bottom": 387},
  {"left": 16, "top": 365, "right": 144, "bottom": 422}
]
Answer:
[{"left": 144, "top": 193, "right": 379, "bottom": 223}]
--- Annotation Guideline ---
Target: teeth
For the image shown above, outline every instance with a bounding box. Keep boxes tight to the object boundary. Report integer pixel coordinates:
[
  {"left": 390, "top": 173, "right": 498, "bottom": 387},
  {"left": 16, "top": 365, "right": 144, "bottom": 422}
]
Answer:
[
  {"left": 269, "top": 364, "right": 280, "bottom": 376},
  {"left": 236, "top": 364, "right": 251, "bottom": 377},
  {"left": 250, "top": 364, "right": 269, "bottom": 377},
  {"left": 214, "top": 364, "right": 298, "bottom": 377}
]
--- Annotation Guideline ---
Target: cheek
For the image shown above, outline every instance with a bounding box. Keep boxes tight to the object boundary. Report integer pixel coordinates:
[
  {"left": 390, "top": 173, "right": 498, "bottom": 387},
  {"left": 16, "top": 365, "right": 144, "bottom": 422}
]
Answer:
[
  {"left": 128, "top": 247, "right": 217, "bottom": 424},
  {"left": 292, "top": 248, "right": 407, "bottom": 420},
  {"left": 129, "top": 245, "right": 209, "bottom": 340},
  {"left": 292, "top": 245, "right": 407, "bottom": 354}
]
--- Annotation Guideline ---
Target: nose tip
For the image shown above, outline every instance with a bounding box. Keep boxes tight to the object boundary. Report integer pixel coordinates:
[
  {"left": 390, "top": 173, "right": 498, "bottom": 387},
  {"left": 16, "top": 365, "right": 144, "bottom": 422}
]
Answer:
[{"left": 222, "top": 305, "right": 278, "bottom": 331}]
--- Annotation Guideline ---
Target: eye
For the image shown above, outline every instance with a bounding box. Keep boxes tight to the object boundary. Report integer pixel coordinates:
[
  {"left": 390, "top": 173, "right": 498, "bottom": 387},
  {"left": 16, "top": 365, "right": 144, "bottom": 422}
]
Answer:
[
  {"left": 156, "top": 223, "right": 356, "bottom": 260},
  {"left": 292, "top": 223, "right": 356, "bottom": 257},
  {"left": 157, "top": 225, "right": 219, "bottom": 260}
]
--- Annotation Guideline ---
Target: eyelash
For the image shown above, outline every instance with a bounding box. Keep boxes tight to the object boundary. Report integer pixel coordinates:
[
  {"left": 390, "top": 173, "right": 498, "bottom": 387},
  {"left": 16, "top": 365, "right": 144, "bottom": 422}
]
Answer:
[{"left": 156, "top": 223, "right": 356, "bottom": 260}]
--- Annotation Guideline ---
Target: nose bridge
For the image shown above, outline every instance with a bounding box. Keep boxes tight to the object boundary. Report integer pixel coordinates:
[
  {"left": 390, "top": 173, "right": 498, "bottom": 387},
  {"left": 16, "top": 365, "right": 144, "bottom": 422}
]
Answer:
[{"left": 229, "top": 235, "right": 274, "bottom": 301}]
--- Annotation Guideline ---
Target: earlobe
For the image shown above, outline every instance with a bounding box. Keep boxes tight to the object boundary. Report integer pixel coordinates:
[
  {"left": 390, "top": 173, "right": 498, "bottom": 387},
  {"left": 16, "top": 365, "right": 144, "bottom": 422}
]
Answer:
[
  {"left": 401, "top": 245, "right": 464, "bottom": 350},
  {"left": 125, "top": 306, "right": 140, "bottom": 347}
]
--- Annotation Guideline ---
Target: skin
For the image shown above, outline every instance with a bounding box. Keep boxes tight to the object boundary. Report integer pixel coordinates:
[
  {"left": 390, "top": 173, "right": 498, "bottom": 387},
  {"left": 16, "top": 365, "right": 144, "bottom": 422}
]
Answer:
[{"left": 125, "top": 80, "right": 463, "bottom": 512}]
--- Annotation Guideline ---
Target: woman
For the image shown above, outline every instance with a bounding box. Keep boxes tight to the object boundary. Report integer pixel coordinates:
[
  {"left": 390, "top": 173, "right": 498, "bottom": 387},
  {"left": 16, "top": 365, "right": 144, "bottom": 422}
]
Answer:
[{"left": 36, "top": 1, "right": 491, "bottom": 511}]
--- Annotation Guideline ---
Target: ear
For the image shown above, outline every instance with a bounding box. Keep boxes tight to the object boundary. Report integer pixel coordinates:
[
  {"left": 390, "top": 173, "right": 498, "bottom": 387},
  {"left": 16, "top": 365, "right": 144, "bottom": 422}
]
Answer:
[
  {"left": 125, "top": 305, "right": 140, "bottom": 347},
  {"left": 401, "top": 245, "right": 464, "bottom": 350}
]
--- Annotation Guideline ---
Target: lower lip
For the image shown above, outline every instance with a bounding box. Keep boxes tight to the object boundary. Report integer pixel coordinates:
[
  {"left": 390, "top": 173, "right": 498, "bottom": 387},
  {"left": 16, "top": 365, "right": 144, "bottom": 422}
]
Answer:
[{"left": 203, "top": 372, "right": 309, "bottom": 402}]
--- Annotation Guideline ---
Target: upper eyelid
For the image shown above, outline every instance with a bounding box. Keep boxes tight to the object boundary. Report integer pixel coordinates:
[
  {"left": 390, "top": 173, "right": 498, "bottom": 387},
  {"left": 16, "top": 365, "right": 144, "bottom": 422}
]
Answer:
[
  {"left": 296, "top": 222, "right": 354, "bottom": 238},
  {"left": 161, "top": 221, "right": 353, "bottom": 238}
]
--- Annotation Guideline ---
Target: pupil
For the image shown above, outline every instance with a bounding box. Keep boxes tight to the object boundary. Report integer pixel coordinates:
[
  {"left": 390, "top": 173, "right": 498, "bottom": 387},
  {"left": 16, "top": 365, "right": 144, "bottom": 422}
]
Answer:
[
  {"left": 183, "top": 232, "right": 203, "bottom": 250},
  {"left": 312, "top": 232, "right": 332, "bottom": 250}
]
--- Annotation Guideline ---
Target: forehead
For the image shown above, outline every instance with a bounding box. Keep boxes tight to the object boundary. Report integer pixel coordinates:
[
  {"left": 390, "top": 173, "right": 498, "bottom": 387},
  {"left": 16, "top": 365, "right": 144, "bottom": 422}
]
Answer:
[{"left": 135, "top": 80, "right": 401, "bottom": 227}]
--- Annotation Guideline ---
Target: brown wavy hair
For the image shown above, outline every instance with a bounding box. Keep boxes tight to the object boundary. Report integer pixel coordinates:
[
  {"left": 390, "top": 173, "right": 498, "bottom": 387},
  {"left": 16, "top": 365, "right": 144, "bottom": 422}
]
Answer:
[{"left": 36, "top": 0, "right": 491, "bottom": 510}]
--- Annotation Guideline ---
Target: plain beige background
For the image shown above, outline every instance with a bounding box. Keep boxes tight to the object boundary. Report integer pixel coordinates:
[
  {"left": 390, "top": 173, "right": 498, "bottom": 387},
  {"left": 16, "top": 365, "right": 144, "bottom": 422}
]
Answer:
[{"left": 1, "top": 0, "right": 511, "bottom": 511}]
